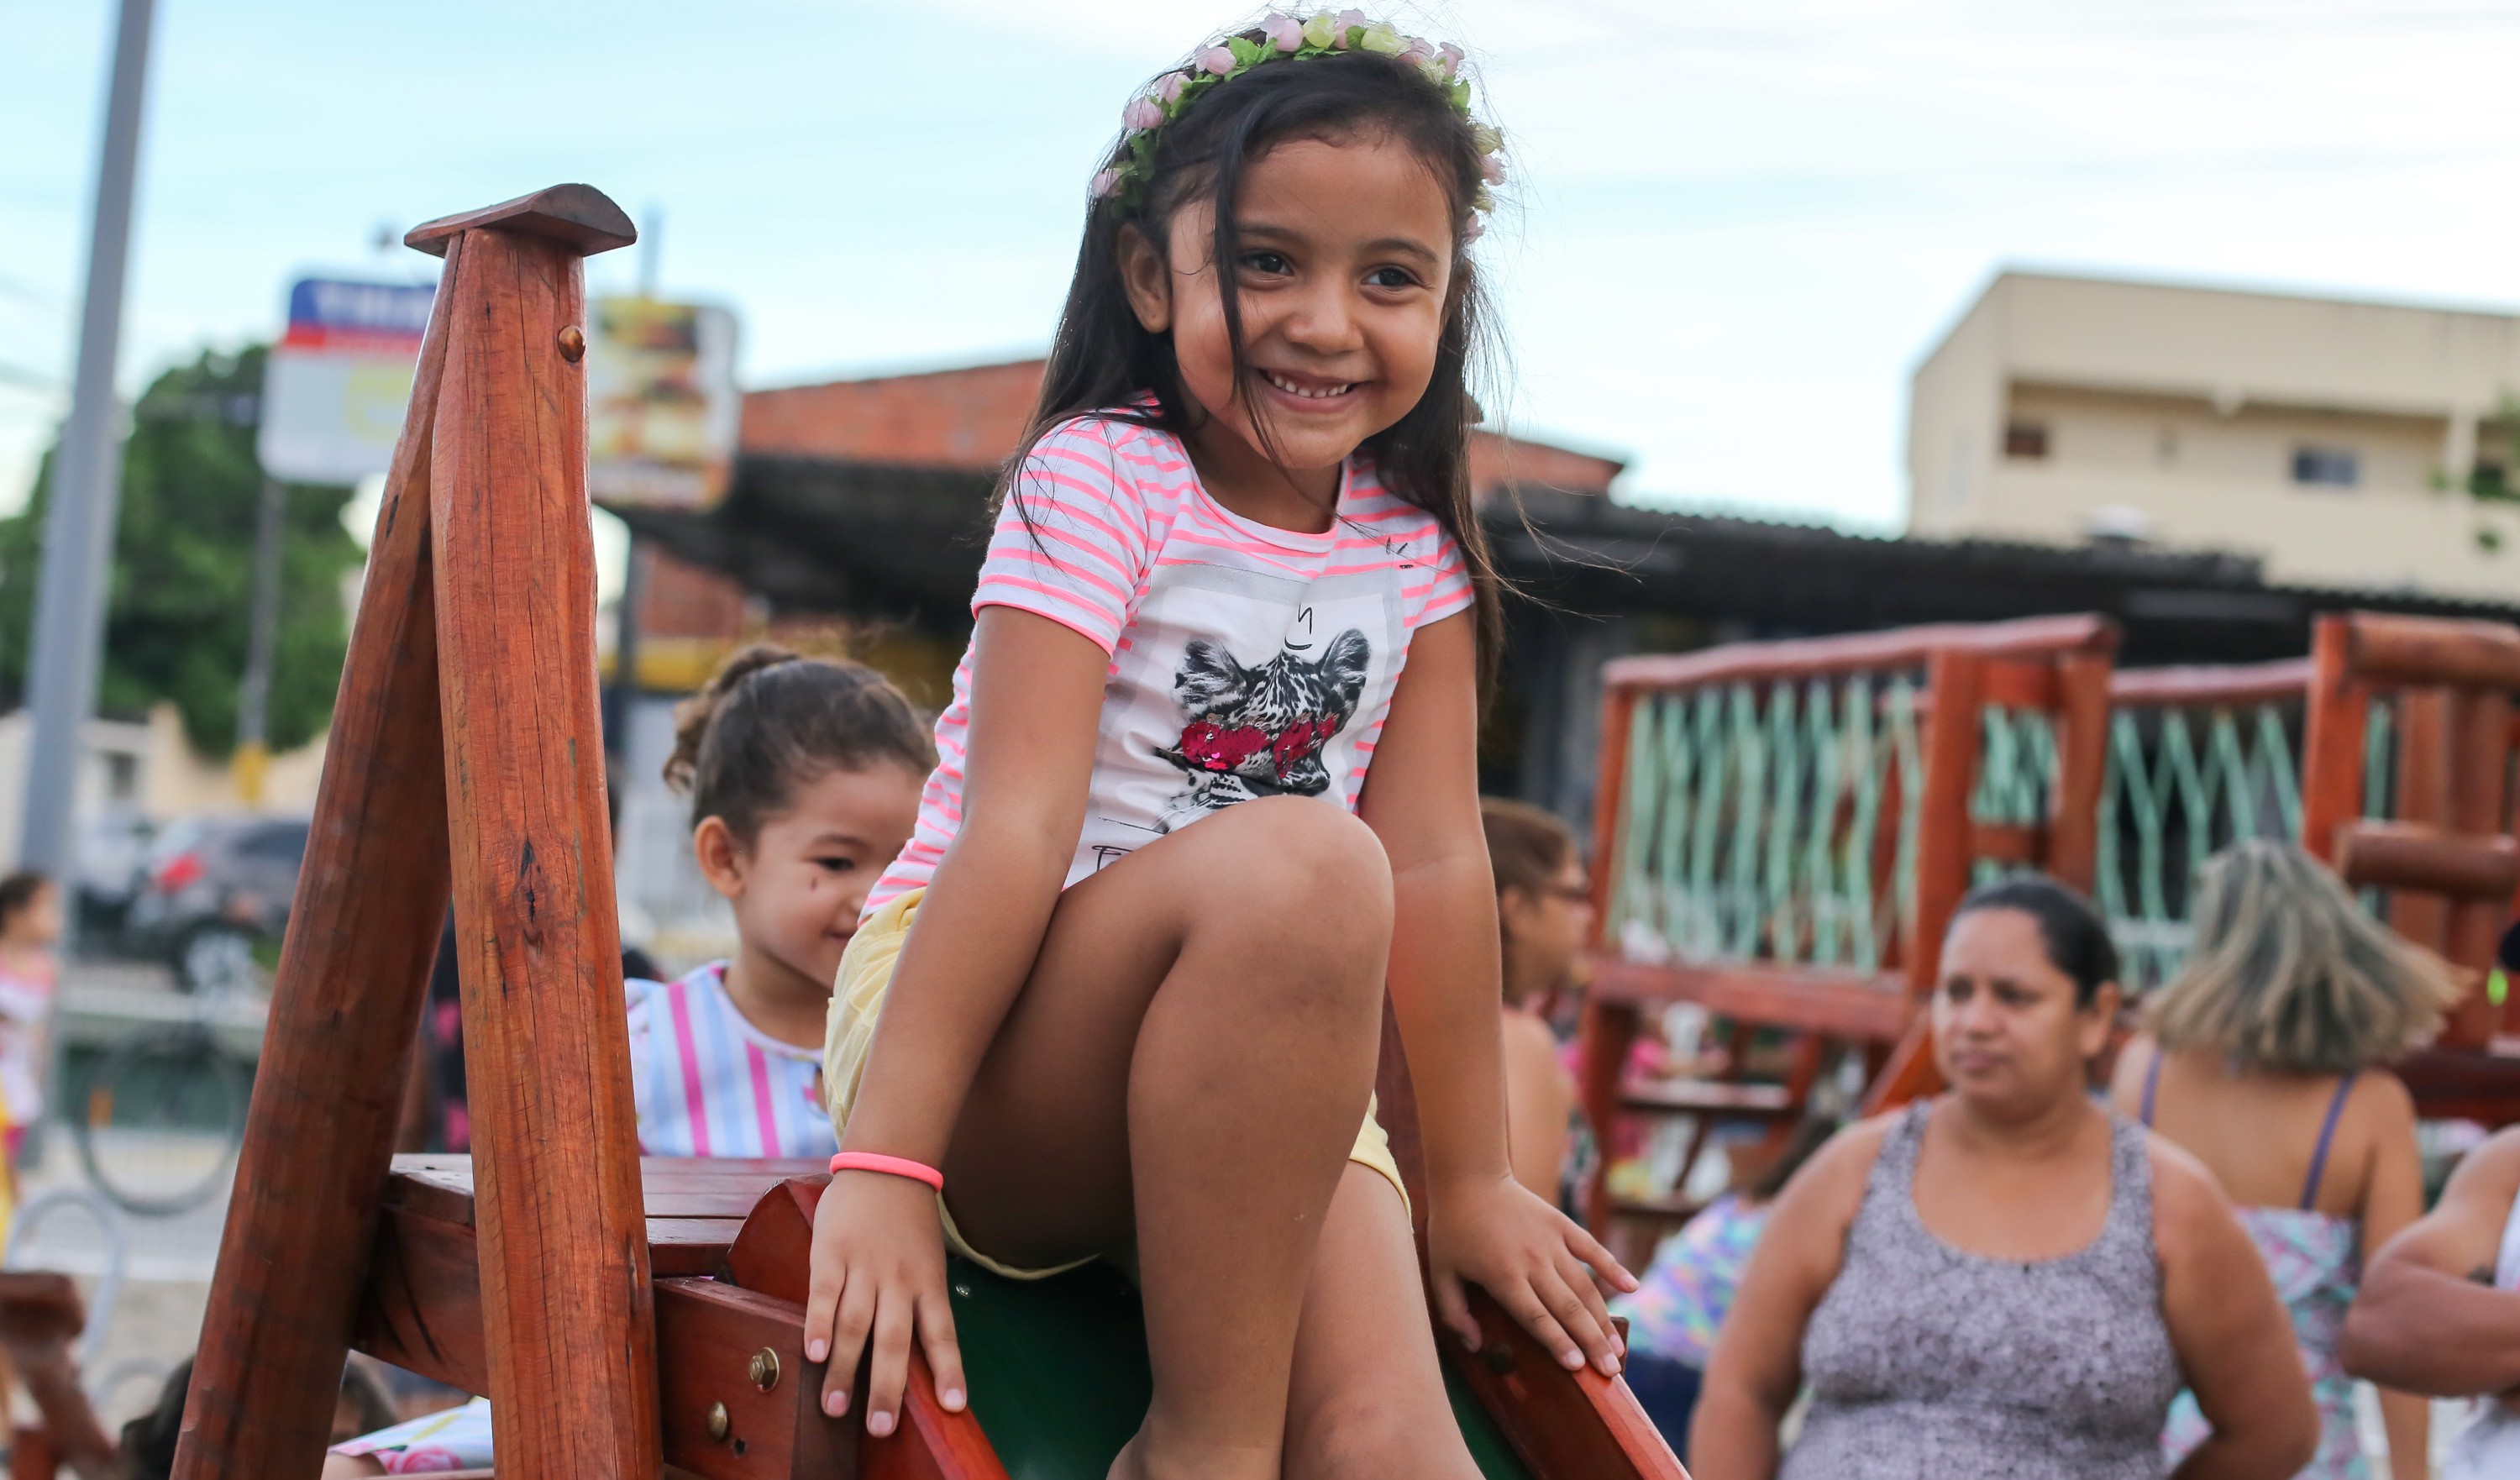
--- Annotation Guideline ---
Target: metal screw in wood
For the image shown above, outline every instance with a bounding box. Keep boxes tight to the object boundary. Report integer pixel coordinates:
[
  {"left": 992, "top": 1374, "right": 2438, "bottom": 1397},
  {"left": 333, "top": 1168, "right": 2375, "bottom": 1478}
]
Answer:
[
  {"left": 749, "top": 1347, "right": 780, "bottom": 1391},
  {"left": 707, "top": 1402, "right": 730, "bottom": 1441},
  {"left": 558, "top": 325, "right": 586, "bottom": 361}
]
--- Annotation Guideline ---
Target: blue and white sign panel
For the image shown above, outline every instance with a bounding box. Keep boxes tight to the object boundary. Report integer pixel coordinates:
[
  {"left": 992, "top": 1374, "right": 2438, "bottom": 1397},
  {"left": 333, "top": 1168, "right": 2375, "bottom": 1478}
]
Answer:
[{"left": 257, "top": 276, "right": 438, "bottom": 483}]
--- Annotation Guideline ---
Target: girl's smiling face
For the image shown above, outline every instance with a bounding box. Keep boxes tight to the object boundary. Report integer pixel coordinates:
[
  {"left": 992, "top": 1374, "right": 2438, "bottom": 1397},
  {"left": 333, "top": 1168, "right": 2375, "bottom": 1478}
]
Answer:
[{"left": 1120, "top": 131, "right": 1457, "bottom": 499}]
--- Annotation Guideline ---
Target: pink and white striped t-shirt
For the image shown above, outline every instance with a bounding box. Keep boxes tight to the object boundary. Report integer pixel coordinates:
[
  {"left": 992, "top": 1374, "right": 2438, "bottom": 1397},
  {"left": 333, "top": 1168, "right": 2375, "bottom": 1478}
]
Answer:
[
  {"left": 867, "top": 409, "right": 1474, "bottom": 913},
  {"left": 625, "top": 963, "right": 836, "bottom": 1159}
]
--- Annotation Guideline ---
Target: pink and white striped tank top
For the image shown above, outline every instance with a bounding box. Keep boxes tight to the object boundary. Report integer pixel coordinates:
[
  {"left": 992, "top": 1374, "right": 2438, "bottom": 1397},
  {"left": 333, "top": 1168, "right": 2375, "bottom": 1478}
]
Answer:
[
  {"left": 867, "top": 408, "right": 1474, "bottom": 914},
  {"left": 625, "top": 962, "right": 835, "bottom": 1159}
]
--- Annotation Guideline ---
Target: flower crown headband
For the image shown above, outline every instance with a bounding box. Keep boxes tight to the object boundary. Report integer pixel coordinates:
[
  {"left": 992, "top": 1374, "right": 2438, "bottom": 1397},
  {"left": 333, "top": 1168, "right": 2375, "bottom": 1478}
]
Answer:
[{"left": 1091, "top": 10, "right": 1504, "bottom": 240}]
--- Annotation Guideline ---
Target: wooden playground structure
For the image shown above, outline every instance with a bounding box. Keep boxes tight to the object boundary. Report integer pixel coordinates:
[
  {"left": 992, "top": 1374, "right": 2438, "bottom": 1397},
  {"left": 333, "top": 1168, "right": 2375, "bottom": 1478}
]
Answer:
[
  {"left": 132, "top": 185, "right": 1684, "bottom": 1480},
  {"left": 1577, "top": 601, "right": 2520, "bottom": 1258}
]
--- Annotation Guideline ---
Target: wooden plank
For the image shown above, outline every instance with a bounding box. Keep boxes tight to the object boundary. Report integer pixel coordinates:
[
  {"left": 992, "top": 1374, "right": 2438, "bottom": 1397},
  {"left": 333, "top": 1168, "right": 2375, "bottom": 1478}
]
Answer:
[
  {"left": 428, "top": 206, "right": 655, "bottom": 1480},
  {"left": 2449, "top": 690, "right": 2513, "bottom": 1047},
  {"left": 726, "top": 1179, "right": 1006, "bottom": 1480},
  {"left": 2344, "top": 611, "right": 2520, "bottom": 693},
  {"left": 1439, "top": 1282, "right": 1685, "bottom": 1480},
  {"left": 2334, "top": 822, "right": 2520, "bottom": 903},
  {"left": 1977, "top": 658, "right": 2055, "bottom": 712},
  {"left": 1584, "top": 958, "right": 1911, "bottom": 1042},
  {"left": 654, "top": 1278, "right": 854, "bottom": 1480},
  {"left": 2389, "top": 689, "right": 2454, "bottom": 957},
  {"left": 2045, "top": 649, "right": 2113, "bottom": 895},
  {"left": 1601, "top": 613, "right": 2114, "bottom": 693},
  {"left": 353, "top": 1207, "right": 489, "bottom": 1397},
  {"left": 2107, "top": 658, "right": 2313, "bottom": 708},
  {"left": 650, "top": 1220, "right": 747, "bottom": 1278},
  {"left": 1618, "top": 1080, "right": 1794, "bottom": 1116},
  {"left": 1586, "top": 684, "right": 1637, "bottom": 935},
  {"left": 173, "top": 235, "right": 462, "bottom": 1480},
  {"left": 404, "top": 183, "right": 637, "bottom": 260},
  {"left": 1967, "top": 821, "right": 2044, "bottom": 870},
  {"left": 2399, "top": 1048, "right": 2520, "bottom": 1127},
  {"left": 2299, "top": 616, "right": 2368, "bottom": 865},
  {"left": 1907, "top": 647, "right": 1983, "bottom": 1002}
]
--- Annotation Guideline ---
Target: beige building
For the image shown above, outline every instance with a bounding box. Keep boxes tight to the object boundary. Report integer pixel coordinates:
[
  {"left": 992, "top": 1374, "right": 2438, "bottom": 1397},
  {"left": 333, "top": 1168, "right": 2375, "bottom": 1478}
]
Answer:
[{"left": 1908, "top": 270, "right": 2520, "bottom": 599}]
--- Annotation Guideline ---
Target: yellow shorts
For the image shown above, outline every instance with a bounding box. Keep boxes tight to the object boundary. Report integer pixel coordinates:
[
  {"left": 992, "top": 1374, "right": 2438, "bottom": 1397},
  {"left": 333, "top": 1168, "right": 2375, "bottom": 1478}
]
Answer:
[{"left": 825, "top": 887, "right": 1409, "bottom": 1280}]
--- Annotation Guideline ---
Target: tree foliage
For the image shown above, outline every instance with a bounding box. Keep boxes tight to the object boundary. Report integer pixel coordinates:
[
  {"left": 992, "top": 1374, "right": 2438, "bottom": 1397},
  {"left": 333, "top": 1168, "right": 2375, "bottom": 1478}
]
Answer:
[{"left": 0, "top": 344, "right": 365, "bottom": 754}]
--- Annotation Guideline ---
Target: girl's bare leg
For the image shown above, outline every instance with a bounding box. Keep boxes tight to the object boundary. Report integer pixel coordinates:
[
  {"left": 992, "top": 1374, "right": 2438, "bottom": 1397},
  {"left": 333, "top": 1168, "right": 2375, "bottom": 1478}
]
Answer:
[
  {"left": 938, "top": 795, "right": 1394, "bottom": 1480},
  {"left": 1284, "top": 1164, "right": 1481, "bottom": 1480}
]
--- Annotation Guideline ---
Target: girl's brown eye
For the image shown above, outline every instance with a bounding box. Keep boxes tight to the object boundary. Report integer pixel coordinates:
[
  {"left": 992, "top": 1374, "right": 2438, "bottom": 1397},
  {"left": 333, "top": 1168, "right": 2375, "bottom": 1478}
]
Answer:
[{"left": 1366, "top": 266, "right": 1417, "bottom": 290}]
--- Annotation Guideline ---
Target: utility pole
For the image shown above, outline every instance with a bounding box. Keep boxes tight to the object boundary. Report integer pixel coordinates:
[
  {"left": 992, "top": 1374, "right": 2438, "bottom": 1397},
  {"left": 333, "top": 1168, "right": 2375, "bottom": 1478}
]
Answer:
[
  {"left": 234, "top": 475, "right": 286, "bottom": 805},
  {"left": 20, "top": 0, "right": 157, "bottom": 873}
]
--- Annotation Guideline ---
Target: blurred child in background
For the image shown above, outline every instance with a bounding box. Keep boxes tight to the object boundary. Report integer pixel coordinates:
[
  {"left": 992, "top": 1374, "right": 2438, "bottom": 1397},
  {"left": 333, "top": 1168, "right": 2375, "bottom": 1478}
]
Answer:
[
  {"left": 1481, "top": 798, "right": 1588, "bottom": 1203},
  {"left": 326, "top": 646, "right": 931, "bottom": 1477},
  {"left": 0, "top": 870, "right": 62, "bottom": 1201},
  {"left": 1613, "top": 1113, "right": 1837, "bottom": 1448}
]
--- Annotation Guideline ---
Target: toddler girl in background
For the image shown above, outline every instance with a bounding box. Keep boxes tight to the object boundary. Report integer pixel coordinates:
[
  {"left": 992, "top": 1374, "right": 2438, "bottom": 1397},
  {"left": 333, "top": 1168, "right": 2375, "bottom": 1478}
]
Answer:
[
  {"left": 325, "top": 646, "right": 930, "bottom": 1477},
  {"left": 805, "top": 15, "right": 1634, "bottom": 1478}
]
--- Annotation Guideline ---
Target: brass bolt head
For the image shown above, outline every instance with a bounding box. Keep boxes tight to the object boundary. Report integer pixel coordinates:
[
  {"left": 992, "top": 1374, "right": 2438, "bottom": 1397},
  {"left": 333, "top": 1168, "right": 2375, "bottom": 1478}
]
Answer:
[
  {"left": 706, "top": 1401, "right": 730, "bottom": 1441},
  {"left": 558, "top": 324, "right": 586, "bottom": 362},
  {"left": 749, "top": 1347, "right": 781, "bottom": 1391}
]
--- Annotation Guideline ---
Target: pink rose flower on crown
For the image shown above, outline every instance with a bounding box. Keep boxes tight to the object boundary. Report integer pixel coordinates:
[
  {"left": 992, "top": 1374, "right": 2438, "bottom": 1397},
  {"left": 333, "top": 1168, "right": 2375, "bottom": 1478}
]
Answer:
[
  {"left": 1262, "top": 13, "right": 1304, "bottom": 51},
  {"left": 1123, "top": 96, "right": 1164, "bottom": 131},
  {"left": 1196, "top": 45, "right": 1236, "bottom": 75},
  {"left": 1438, "top": 41, "right": 1465, "bottom": 78},
  {"left": 1481, "top": 154, "right": 1506, "bottom": 185},
  {"left": 1091, "top": 168, "right": 1122, "bottom": 199},
  {"left": 1334, "top": 8, "right": 1368, "bottom": 45},
  {"left": 1157, "top": 71, "right": 1189, "bottom": 103}
]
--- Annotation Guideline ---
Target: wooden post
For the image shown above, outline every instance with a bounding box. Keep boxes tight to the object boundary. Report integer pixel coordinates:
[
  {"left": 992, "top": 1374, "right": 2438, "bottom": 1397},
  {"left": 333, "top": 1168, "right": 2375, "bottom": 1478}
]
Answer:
[
  {"left": 2299, "top": 615, "right": 2368, "bottom": 865},
  {"left": 2390, "top": 688, "right": 2454, "bottom": 958},
  {"left": 1864, "top": 648, "right": 1984, "bottom": 1111},
  {"left": 2045, "top": 651, "right": 2113, "bottom": 895},
  {"left": 2447, "top": 690, "right": 2512, "bottom": 1047},
  {"left": 176, "top": 186, "right": 639, "bottom": 1480},
  {"left": 412, "top": 188, "right": 654, "bottom": 1477},
  {"left": 175, "top": 244, "right": 459, "bottom": 1480}
]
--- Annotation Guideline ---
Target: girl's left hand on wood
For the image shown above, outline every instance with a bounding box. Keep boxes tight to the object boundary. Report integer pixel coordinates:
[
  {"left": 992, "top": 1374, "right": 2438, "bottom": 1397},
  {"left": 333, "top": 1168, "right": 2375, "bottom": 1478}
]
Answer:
[{"left": 1426, "top": 1172, "right": 1635, "bottom": 1377}]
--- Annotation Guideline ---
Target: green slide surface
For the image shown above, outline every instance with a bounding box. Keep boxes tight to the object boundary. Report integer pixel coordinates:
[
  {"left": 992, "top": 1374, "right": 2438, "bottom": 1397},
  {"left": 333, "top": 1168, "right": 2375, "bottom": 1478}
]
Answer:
[{"left": 946, "top": 1254, "right": 1533, "bottom": 1480}]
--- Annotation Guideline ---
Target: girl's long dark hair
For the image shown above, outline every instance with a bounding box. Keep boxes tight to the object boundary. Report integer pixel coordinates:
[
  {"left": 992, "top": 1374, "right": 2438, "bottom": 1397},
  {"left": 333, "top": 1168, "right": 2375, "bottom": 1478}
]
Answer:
[{"left": 1004, "top": 36, "right": 1507, "bottom": 690}]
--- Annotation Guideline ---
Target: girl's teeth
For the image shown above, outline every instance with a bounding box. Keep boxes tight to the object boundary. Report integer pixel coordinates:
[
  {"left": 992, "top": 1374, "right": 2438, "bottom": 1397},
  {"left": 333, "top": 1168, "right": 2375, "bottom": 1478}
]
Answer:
[{"left": 1268, "top": 373, "right": 1352, "bottom": 399}]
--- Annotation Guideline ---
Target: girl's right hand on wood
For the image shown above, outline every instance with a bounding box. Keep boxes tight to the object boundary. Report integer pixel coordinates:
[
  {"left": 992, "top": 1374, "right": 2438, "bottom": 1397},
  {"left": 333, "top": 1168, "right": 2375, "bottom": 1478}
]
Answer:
[{"left": 802, "top": 1169, "right": 969, "bottom": 1435}]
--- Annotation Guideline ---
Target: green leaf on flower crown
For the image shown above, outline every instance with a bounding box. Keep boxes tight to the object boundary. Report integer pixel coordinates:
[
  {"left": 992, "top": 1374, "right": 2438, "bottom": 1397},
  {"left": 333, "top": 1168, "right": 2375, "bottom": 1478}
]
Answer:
[
  {"left": 1448, "top": 78, "right": 1471, "bottom": 111},
  {"left": 1227, "top": 34, "right": 1264, "bottom": 66}
]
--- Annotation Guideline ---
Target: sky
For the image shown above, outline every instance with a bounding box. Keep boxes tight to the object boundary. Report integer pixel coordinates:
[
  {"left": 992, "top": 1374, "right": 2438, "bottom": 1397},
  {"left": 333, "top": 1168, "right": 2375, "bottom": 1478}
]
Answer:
[{"left": 9, "top": 0, "right": 2520, "bottom": 538}]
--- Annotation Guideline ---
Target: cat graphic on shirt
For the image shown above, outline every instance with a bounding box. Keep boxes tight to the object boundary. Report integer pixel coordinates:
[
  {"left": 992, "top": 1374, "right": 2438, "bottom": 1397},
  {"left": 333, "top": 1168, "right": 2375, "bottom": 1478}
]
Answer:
[{"left": 1154, "top": 627, "right": 1371, "bottom": 832}]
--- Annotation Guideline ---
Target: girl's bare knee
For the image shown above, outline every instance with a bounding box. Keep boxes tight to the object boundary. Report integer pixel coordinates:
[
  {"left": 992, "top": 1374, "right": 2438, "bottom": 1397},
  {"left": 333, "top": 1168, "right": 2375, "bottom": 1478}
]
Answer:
[{"left": 1199, "top": 798, "right": 1392, "bottom": 932}]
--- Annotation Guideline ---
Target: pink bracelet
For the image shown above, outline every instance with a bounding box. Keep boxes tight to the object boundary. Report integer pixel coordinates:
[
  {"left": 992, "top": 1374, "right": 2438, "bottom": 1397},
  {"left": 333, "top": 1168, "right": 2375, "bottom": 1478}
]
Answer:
[{"left": 828, "top": 1152, "right": 944, "bottom": 1192}]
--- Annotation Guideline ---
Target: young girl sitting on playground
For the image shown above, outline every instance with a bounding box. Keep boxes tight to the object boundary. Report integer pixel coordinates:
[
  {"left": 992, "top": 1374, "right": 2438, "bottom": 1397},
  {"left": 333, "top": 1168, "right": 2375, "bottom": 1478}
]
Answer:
[
  {"left": 803, "top": 17, "right": 1635, "bottom": 1477},
  {"left": 324, "top": 646, "right": 930, "bottom": 1477},
  {"left": 2110, "top": 840, "right": 2459, "bottom": 1480}
]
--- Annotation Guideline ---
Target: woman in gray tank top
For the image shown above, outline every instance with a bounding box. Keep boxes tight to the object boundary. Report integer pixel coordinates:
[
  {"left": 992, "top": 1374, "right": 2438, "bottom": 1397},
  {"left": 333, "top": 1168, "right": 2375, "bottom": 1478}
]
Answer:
[{"left": 1691, "top": 877, "right": 2318, "bottom": 1479}]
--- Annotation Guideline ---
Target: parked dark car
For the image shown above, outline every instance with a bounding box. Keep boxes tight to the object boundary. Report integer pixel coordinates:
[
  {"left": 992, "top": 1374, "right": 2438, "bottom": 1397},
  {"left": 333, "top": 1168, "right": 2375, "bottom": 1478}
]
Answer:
[{"left": 124, "top": 816, "right": 308, "bottom": 990}]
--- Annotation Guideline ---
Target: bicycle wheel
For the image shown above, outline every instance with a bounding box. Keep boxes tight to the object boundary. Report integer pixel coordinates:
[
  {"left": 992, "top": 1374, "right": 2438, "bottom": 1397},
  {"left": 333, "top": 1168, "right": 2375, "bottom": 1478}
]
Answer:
[{"left": 75, "top": 1026, "right": 250, "bottom": 1216}]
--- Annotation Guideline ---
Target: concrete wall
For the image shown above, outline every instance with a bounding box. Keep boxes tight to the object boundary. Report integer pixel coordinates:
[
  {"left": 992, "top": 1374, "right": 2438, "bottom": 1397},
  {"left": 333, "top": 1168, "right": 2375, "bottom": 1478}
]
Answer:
[{"left": 1908, "top": 271, "right": 2520, "bottom": 597}]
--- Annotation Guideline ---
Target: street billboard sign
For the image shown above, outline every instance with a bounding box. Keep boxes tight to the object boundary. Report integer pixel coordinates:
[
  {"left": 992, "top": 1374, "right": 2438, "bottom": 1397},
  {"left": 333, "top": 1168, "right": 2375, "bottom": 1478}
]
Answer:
[
  {"left": 586, "top": 297, "right": 740, "bottom": 511},
  {"left": 257, "top": 277, "right": 436, "bottom": 484}
]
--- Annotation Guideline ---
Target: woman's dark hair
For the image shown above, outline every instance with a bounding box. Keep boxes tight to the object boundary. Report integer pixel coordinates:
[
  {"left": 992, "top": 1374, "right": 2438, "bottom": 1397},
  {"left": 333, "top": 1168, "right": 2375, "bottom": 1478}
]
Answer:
[
  {"left": 0, "top": 870, "right": 50, "bottom": 926},
  {"left": 1014, "top": 30, "right": 1506, "bottom": 686},
  {"left": 1950, "top": 874, "right": 2120, "bottom": 1006},
  {"left": 664, "top": 645, "right": 935, "bottom": 843}
]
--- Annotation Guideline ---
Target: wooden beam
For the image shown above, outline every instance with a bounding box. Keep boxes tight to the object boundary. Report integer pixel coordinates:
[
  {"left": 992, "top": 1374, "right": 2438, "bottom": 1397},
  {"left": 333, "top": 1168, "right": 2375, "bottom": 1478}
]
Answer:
[
  {"left": 175, "top": 236, "right": 460, "bottom": 1480},
  {"left": 404, "top": 183, "right": 637, "bottom": 260},
  {"left": 2299, "top": 615, "right": 2368, "bottom": 866},
  {"left": 2045, "top": 650, "right": 2113, "bottom": 895},
  {"left": 2107, "top": 658, "right": 2313, "bottom": 708},
  {"left": 1583, "top": 958, "right": 1911, "bottom": 1042},
  {"left": 1600, "top": 613, "right": 2115, "bottom": 692},
  {"left": 2343, "top": 611, "right": 2520, "bottom": 693},
  {"left": 427, "top": 200, "right": 654, "bottom": 1478},
  {"left": 2334, "top": 822, "right": 2520, "bottom": 905}
]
